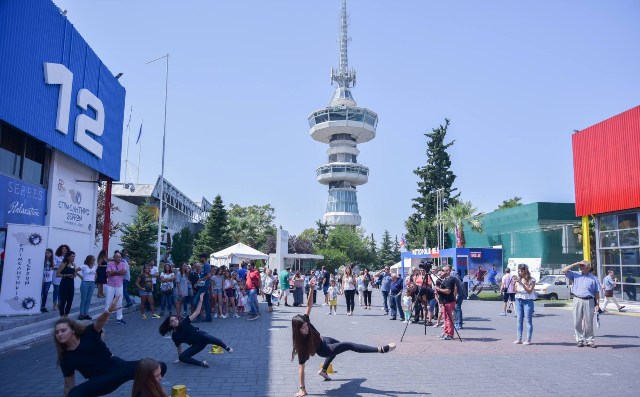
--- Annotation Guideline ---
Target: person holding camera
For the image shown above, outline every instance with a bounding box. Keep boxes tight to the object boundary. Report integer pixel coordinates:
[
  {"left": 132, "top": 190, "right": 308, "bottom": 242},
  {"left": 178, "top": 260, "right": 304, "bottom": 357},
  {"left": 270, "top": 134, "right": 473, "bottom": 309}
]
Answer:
[
  {"left": 561, "top": 260, "right": 600, "bottom": 347},
  {"left": 434, "top": 265, "right": 457, "bottom": 340},
  {"left": 602, "top": 270, "right": 625, "bottom": 312}
]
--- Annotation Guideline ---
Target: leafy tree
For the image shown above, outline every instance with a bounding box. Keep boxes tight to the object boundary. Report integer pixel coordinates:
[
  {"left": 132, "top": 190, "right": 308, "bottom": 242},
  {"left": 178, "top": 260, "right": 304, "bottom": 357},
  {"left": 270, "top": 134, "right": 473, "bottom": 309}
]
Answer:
[
  {"left": 120, "top": 204, "right": 157, "bottom": 267},
  {"left": 228, "top": 204, "right": 276, "bottom": 251},
  {"left": 378, "top": 230, "right": 395, "bottom": 266},
  {"left": 171, "top": 227, "right": 194, "bottom": 265},
  {"left": 317, "top": 247, "right": 349, "bottom": 272},
  {"left": 326, "top": 226, "right": 369, "bottom": 265},
  {"left": 315, "top": 219, "right": 329, "bottom": 249},
  {"left": 405, "top": 119, "right": 459, "bottom": 249},
  {"left": 94, "top": 183, "right": 122, "bottom": 245},
  {"left": 192, "top": 195, "right": 232, "bottom": 258},
  {"left": 435, "top": 201, "right": 483, "bottom": 248},
  {"left": 289, "top": 235, "right": 314, "bottom": 254},
  {"left": 299, "top": 228, "right": 320, "bottom": 250},
  {"left": 497, "top": 196, "right": 523, "bottom": 210}
]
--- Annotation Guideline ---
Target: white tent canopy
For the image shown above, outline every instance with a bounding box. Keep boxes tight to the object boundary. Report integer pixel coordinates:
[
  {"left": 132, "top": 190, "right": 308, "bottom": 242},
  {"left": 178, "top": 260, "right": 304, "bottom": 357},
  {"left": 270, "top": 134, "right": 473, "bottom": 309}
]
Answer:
[
  {"left": 390, "top": 260, "right": 412, "bottom": 275},
  {"left": 210, "top": 242, "right": 269, "bottom": 267}
]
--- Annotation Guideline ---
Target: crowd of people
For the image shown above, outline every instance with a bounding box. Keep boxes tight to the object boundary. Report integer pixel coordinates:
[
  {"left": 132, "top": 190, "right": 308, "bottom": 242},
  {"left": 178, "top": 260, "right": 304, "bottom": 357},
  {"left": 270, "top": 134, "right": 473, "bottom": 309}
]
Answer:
[{"left": 42, "top": 245, "right": 633, "bottom": 396}]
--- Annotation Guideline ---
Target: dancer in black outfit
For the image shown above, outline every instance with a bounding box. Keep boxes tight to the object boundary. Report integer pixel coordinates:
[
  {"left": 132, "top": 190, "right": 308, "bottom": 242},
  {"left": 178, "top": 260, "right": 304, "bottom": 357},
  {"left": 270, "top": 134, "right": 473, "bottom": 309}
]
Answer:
[
  {"left": 57, "top": 251, "right": 77, "bottom": 317},
  {"left": 54, "top": 296, "right": 167, "bottom": 397},
  {"left": 159, "top": 294, "right": 233, "bottom": 367},
  {"left": 291, "top": 279, "right": 396, "bottom": 397}
]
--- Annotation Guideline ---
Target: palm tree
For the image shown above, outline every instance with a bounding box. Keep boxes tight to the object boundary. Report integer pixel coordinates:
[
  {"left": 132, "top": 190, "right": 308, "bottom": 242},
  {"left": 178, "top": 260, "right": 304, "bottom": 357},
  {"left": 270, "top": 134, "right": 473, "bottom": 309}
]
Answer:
[{"left": 434, "top": 201, "right": 483, "bottom": 248}]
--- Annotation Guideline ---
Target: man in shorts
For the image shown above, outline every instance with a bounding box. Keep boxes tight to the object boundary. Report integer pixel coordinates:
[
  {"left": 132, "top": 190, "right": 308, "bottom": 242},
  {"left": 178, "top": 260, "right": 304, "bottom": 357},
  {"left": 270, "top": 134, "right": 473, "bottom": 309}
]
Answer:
[
  {"left": 279, "top": 266, "right": 291, "bottom": 307},
  {"left": 500, "top": 268, "right": 516, "bottom": 316}
]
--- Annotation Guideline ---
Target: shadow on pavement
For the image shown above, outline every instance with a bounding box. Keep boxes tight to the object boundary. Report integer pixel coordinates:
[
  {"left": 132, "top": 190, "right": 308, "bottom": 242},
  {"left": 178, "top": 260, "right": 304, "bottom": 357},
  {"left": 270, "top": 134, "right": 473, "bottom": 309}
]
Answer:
[
  {"left": 319, "top": 378, "right": 427, "bottom": 396},
  {"left": 459, "top": 337, "right": 501, "bottom": 342},
  {"left": 600, "top": 334, "right": 640, "bottom": 339},
  {"left": 460, "top": 326, "right": 496, "bottom": 331},
  {"left": 464, "top": 317, "right": 491, "bottom": 322}
]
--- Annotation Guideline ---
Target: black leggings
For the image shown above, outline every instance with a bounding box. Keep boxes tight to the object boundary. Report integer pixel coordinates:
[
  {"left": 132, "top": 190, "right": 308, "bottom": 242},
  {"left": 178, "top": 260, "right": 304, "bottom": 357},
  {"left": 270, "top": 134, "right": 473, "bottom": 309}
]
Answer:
[
  {"left": 59, "top": 280, "right": 74, "bottom": 316},
  {"left": 68, "top": 357, "right": 167, "bottom": 397},
  {"left": 344, "top": 290, "right": 356, "bottom": 312},
  {"left": 363, "top": 290, "right": 372, "bottom": 306},
  {"left": 266, "top": 293, "right": 272, "bottom": 307},
  {"left": 320, "top": 337, "right": 378, "bottom": 371},
  {"left": 180, "top": 333, "right": 229, "bottom": 366}
]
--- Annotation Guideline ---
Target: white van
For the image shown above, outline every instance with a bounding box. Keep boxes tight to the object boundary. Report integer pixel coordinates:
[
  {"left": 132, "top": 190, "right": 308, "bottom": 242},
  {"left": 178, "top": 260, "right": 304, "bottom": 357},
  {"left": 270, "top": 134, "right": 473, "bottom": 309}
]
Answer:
[{"left": 534, "top": 274, "right": 572, "bottom": 300}]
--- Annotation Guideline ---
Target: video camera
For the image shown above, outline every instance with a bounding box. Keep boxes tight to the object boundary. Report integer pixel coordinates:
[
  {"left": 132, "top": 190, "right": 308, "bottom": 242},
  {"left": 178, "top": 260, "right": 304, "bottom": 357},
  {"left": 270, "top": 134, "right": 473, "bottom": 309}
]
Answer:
[{"left": 418, "top": 260, "right": 433, "bottom": 273}]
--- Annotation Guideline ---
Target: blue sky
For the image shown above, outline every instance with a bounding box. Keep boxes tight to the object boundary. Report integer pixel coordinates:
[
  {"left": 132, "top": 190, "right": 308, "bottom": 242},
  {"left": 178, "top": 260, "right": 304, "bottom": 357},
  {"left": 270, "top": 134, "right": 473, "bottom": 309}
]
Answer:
[{"left": 52, "top": 0, "right": 640, "bottom": 242}]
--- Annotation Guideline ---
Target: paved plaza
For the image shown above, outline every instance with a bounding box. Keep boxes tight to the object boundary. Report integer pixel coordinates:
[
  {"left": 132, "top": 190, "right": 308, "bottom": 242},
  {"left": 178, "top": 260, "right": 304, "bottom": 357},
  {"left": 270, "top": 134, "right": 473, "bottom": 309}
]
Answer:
[{"left": 1, "top": 293, "right": 639, "bottom": 397}]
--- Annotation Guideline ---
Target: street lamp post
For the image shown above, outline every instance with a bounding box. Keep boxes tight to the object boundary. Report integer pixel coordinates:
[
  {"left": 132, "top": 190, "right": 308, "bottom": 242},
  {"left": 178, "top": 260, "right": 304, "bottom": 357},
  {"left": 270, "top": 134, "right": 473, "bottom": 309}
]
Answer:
[{"left": 146, "top": 53, "right": 169, "bottom": 264}]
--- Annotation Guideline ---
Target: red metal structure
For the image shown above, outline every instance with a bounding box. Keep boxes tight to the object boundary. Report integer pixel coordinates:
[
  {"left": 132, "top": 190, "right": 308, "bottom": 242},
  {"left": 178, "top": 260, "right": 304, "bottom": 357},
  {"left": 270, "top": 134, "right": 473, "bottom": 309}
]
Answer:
[{"left": 572, "top": 105, "right": 640, "bottom": 217}]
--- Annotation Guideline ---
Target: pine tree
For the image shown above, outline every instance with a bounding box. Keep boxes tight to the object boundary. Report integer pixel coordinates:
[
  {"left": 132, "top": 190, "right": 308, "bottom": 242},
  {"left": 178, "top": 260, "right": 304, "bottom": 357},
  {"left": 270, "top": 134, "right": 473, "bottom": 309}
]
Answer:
[
  {"left": 171, "top": 227, "right": 194, "bottom": 265},
  {"left": 393, "top": 235, "right": 401, "bottom": 263},
  {"left": 192, "top": 195, "right": 232, "bottom": 258},
  {"left": 405, "top": 119, "right": 460, "bottom": 249},
  {"left": 379, "top": 230, "right": 395, "bottom": 266},
  {"left": 367, "top": 233, "right": 379, "bottom": 268},
  {"left": 120, "top": 204, "right": 157, "bottom": 267}
]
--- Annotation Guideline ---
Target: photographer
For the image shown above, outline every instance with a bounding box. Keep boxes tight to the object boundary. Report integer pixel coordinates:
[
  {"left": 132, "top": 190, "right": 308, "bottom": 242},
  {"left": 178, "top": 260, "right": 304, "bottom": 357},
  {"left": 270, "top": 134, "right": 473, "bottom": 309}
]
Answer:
[{"left": 434, "top": 265, "right": 457, "bottom": 340}]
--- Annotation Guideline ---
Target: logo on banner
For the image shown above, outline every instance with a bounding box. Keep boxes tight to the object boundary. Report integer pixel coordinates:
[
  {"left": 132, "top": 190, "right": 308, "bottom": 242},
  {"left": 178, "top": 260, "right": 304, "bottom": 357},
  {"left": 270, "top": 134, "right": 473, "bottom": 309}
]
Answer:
[
  {"left": 70, "top": 189, "right": 82, "bottom": 205},
  {"left": 51, "top": 178, "right": 92, "bottom": 233}
]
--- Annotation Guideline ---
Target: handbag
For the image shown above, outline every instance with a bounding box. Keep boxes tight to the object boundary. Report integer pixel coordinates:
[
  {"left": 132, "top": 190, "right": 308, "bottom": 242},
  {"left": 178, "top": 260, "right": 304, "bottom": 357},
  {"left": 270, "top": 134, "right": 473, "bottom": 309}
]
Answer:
[
  {"left": 195, "top": 279, "right": 206, "bottom": 288},
  {"left": 604, "top": 289, "right": 613, "bottom": 298},
  {"left": 263, "top": 285, "right": 273, "bottom": 295},
  {"left": 160, "top": 282, "right": 173, "bottom": 294}
]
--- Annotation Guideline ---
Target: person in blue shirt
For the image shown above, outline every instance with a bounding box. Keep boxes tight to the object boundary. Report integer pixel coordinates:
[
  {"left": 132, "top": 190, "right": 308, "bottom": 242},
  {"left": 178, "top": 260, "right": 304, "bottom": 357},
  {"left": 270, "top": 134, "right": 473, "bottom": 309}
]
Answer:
[
  {"left": 486, "top": 265, "right": 499, "bottom": 293},
  {"left": 236, "top": 262, "right": 248, "bottom": 282},
  {"left": 374, "top": 266, "right": 392, "bottom": 315},
  {"left": 561, "top": 260, "right": 600, "bottom": 347},
  {"left": 388, "top": 273, "right": 405, "bottom": 321}
]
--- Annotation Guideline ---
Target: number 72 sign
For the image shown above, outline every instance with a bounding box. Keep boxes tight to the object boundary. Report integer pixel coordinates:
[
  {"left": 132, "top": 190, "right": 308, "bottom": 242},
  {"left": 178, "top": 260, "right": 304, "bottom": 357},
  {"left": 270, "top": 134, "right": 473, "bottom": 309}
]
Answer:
[{"left": 43, "top": 62, "right": 105, "bottom": 159}]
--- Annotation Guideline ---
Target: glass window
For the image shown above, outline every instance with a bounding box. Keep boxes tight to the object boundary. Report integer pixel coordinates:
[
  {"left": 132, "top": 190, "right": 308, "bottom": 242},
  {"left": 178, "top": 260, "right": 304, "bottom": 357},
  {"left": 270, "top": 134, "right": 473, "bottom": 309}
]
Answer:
[
  {"left": 315, "top": 111, "right": 329, "bottom": 124},
  {"left": 23, "top": 137, "right": 46, "bottom": 185},
  {"left": 329, "top": 109, "right": 347, "bottom": 121},
  {"left": 602, "top": 249, "right": 620, "bottom": 266},
  {"left": 600, "top": 231, "right": 618, "bottom": 248},
  {"left": 0, "top": 124, "right": 24, "bottom": 178},
  {"left": 618, "top": 213, "right": 639, "bottom": 230},
  {"left": 329, "top": 154, "right": 337, "bottom": 163},
  {"left": 620, "top": 229, "right": 639, "bottom": 247},
  {"left": 621, "top": 249, "right": 639, "bottom": 266},
  {"left": 347, "top": 109, "right": 364, "bottom": 122},
  {"left": 599, "top": 215, "right": 616, "bottom": 231}
]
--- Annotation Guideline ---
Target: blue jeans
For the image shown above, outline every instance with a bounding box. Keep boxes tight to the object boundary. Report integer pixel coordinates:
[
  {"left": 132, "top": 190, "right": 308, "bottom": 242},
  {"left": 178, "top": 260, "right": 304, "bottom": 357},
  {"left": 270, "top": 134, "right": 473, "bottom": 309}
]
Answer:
[
  {"left": 454, "top": 297, "right": 464, "bottom": 328},
  {"left": 161, "top": 292, "right": 174, "bottom": 312},
  {"left": 389, "top": 292, "right": 404, "bottom": 320},
  {"left": 41, "top": 281, "right": 52, "bottom": 309},
  {"left": 123, "top": 279, "right": 132, "bottom": 305},
  {"left": 79, "top": 281, "right": 95, "bottom": 315},
  {"left": 516, "top": 298, "right": 534, "bottom": 342},
  {"left": 52, "top": 283, "right": 60, "bottom": 305},
  {"left": 193, "top": 287, "right": 211, "bottom": 320},
  {"left": 247, "top": 288, "right": 259, "bottom": 316},
  {"left": 381, "top": 290, "right": 389, "bottom": 313}
]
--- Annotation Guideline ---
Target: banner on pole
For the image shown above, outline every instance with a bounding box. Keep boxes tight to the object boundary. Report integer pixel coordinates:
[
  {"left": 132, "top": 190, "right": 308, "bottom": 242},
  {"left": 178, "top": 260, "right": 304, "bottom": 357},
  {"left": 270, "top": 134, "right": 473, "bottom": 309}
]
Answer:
[{"left": 0, "top": 224, "right": 49, "bottom": 315}]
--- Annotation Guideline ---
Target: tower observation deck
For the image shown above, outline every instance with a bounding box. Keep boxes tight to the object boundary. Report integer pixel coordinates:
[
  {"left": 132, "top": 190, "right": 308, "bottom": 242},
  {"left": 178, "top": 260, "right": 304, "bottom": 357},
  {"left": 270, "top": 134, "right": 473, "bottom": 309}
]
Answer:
[{"left": 308, "top": 0, "right": 378, "bottom": 226}]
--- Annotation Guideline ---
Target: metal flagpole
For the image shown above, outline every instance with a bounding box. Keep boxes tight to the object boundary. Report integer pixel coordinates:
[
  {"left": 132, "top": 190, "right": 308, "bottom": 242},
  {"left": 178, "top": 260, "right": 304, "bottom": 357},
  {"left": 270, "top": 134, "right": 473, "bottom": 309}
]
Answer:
[{"left": 146, "top": 54, "right": 169, "bottom": 264}]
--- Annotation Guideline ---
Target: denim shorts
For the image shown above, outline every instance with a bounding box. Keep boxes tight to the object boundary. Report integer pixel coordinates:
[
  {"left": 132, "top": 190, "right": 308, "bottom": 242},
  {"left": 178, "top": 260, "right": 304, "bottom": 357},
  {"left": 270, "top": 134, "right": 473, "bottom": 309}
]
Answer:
[
  {"left": 139, "top": 290, "right": 152, "bottom": 297},
  {"left": 212, "top": 288, "right": 223, "bottom": 295}
]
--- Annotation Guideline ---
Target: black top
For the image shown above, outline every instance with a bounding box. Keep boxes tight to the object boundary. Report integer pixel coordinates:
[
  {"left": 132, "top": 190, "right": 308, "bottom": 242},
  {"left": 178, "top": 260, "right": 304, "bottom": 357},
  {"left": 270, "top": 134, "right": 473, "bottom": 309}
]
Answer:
[
  {"left": 299, "top": 336, "right": 333, "bottom": 364},
  {"left": 418, "top": 286, "right": 435, "bottom": 301},
  {"left": 60, "top": 263, "right": 75, "bottom": 285},
  {"left": 61, "top": 325, "right": 113, "bottom": 378},
  {"left": 171, "top": 317, "right": 202, "bottom": 346},
  {"left": 439, "top": 276, "right": 456, "bottom": 303},
  {"left": 322, "top": 271, "right": 330, "bottom": 286},
  {"left": 96, "top": 261, "right": 108, "bottom": 284}
]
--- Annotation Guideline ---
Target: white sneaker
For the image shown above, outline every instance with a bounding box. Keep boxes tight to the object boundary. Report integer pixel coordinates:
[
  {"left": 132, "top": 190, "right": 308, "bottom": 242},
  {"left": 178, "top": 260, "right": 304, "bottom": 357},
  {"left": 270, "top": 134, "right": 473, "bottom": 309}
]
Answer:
[
  {"left": 233, "top": 313, "right": 240, "bottom": 318},
  {"left": 327, "top": 312, "right": 332, "bottom": 315},
  {"left": 332, "top": 312, "right": 336, "bottom": 316},
  {"left": 322, "top": 303, "right": 328, "bottom": 306},
  {"left": 213, "top": 313, "right": 218, "bottom": 319},
  {"left": 221, "top": 314, "right": 228, "bottom": 319}
]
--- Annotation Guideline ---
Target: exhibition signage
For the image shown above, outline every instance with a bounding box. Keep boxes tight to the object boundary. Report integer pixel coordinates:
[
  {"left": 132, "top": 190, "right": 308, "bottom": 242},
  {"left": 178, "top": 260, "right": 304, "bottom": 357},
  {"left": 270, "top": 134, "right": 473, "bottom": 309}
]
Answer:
[
  {"left": 50, "top": 177, "right": 94, "bottom": 234},
  {"left": 0, "top": 0, "right": 125, "bottom": 180},
  {"left": 0, "top": 224, "right": 49, "bottom": 315},
  {"left": 0, "top": 174, "right": 47, "bottom": 228}
]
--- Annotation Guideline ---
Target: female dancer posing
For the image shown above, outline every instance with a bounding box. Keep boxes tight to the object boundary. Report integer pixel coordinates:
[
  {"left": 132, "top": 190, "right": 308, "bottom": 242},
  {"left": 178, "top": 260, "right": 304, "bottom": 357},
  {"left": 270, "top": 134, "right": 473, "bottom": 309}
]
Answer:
[
  {"left": 291, "top": 279, "right": 396, "bottom": 397},
  {"left": 159, "top": 293, "right": 233, "bottom": 367},
  {"left": 54, "top": 296, "right": 167, "bottom": 397},
  {"left": 131, "top": 358, "right": 168, "bottom": 397}
]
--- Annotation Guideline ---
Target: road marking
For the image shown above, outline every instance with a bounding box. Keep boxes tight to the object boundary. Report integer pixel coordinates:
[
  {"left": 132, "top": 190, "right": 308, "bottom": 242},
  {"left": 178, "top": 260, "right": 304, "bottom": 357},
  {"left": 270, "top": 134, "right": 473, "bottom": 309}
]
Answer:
[{"left": 592, "top": 373, "right": 612, "bottom": 376}]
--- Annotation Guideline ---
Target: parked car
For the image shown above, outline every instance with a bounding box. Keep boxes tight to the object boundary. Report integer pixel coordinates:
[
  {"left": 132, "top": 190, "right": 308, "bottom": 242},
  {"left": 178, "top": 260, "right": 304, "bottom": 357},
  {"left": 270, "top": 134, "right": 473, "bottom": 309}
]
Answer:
[{"left": 534, "top": 275, "right": 572, "bottom": 300}]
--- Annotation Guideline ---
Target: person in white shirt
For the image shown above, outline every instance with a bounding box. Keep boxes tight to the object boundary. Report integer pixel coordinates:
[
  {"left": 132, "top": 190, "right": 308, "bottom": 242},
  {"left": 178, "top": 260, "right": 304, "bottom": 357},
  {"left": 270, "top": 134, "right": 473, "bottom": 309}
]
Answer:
[{"left": 76, "top": 255, "right": 98, "bottom": 320}]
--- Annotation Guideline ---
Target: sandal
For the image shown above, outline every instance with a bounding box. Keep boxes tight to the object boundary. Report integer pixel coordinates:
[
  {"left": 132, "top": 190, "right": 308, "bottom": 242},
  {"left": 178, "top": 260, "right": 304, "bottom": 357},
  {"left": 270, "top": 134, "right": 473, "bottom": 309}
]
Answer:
[{"left": 201, "top": 360, "right": 209, "bottom": 368}]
